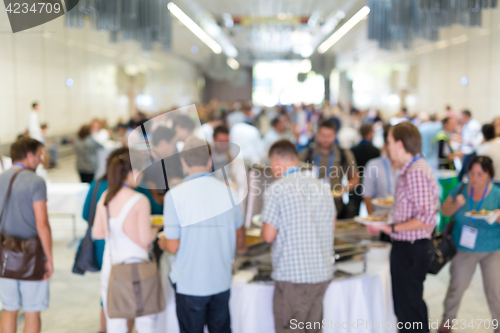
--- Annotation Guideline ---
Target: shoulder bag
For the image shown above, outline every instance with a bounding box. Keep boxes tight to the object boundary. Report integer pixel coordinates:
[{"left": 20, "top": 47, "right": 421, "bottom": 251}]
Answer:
[
  {"left": 72, "top": 179, "right": 103, "bottom": 274},
  {"left": 105, "top": 206, "right": 165, "bottom": 319},
  {"left": 428, "top": 182, "right": 466, "bottom": 274},
  {"left": 0, "top": 170, "right": 45, "bottom": 280}
]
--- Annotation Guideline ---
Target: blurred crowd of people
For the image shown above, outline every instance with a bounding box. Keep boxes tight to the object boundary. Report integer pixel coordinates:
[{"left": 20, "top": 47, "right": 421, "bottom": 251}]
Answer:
[{"left": 2, "top": 98, "right": 500, "bottom": 333}]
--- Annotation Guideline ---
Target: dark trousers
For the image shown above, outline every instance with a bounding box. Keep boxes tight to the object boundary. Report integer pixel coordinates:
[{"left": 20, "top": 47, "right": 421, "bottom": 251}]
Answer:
[
  {"left": 79, "top": 172, "right": 94, "bottom": 183},
  {"left": 390, "top": 240, "right": 433, "bottom": 333},
  {"left": 174, "top": 287, "right": 231, "bottom": 333},
  {"left": 350, "top": 192, "right": 363, "bottom": 217}
]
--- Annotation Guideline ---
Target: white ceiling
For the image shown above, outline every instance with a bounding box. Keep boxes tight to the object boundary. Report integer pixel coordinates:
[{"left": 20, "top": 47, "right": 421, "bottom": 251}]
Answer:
[
  {"left": 171, "top": 0, "right": 366, "bottom": 64},
  {"left": 199, "top": 0, "right": 341, "bottom": 18}
]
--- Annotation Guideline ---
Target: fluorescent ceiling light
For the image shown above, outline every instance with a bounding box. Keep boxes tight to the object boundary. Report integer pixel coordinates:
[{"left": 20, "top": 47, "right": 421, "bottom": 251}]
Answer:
[
  {"left": 318, "top": 6, "right": 370, "bottom": 54},
  {"left": 227, "top": 57, "right": 240, "bottom": 70},
  {"left": 167, "top": 2, "right": 222, "bottom": 54}
]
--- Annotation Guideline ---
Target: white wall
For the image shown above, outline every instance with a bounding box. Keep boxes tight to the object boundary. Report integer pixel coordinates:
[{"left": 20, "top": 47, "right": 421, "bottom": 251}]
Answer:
[
  {"left": 0, "top": 12, "right": 201, "bottom": 143},
  {"left": 331, "top": 7, "right": 500, "bottom": 123}
]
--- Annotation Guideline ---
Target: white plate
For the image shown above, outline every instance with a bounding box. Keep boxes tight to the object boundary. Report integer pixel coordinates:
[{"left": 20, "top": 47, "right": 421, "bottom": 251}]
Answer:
[
  {"left": 464, "top": 212, "right": 498, "bottom": 225},
  {"left": 251, "top": 214, "right": 262, "bottom": 227},
  {"left": 371, "top": 198, "right": 394, "bottom": 208},
  {"left": 354, "top": 216, "right": 390, "bottom": 226},
  {"left": 437, "top": 169, "right": 459, "bottom": 179}
]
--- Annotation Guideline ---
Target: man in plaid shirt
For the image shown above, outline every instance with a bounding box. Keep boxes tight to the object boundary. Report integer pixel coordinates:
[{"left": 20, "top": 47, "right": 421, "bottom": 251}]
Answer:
[
  {"left": 368, "top": 122, "right": 438, "bottom": 333},
  {"left": 261, "top": 140, "right": 335, "bottom": 333}
]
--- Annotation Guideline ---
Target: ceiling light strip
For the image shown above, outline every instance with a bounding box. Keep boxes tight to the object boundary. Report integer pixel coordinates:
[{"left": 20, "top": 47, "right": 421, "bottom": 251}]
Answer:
[
  {"left": 167, "top": 2, "right": 223, "bottom": 54},
  {"left": 318, "top": 6, "right": 370, "bottom": 54},
  {"left": 227, "top": 57, "right": 240, "bottom": 70}
]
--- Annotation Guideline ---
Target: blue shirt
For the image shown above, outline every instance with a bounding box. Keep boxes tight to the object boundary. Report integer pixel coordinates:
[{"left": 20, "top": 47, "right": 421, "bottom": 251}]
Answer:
[
  {"left": 164, "top": 173, "right": 244, "bottom": 296},
  {"left": 449, "top": 183, "right": 500, "bottom": 252},
  {"left": 363, "top": 157, "right": 398, "bottom": 200},
  {"left": 82, "top": 179, "right": 108, "bottom": 222}
]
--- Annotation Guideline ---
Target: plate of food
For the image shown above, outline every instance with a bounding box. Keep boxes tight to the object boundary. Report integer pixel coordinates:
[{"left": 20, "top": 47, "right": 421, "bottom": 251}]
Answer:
[
  {"left": 465, "top": 209, "right": 499, "bottom": 224},
  {"left": 372, "top": 196, "right": 394, "bottom": 208},
  {"left": 354, "top": 215, "right": 390, "bottom": 226},
  {"left": 150, "top": 215, "right": 164, "bottom": 227}
]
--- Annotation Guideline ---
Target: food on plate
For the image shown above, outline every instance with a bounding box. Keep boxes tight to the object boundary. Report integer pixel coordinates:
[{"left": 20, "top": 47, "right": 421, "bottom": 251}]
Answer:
[
  {"left": 150, "top": 215, "right": 164, "bottom": 226},
  {"left": 361, "top": 215, "right": 388, "bottom": 222},
  {"left": 375, "top": 196, "right": 394, "bottom": 205},
  {"left": 245, "top": 236, "right": 263, "bottom": 246},
  {"left": 470, "top": 209, "right": 493, "bottom": 215}
]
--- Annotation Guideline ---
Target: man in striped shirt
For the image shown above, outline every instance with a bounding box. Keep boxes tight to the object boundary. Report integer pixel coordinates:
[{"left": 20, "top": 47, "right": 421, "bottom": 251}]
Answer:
[{"left": 368, "top": 122, "right": 438, "bottom": 333}]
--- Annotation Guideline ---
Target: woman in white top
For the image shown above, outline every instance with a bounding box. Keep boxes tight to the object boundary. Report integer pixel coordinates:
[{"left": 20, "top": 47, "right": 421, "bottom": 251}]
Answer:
[{"left": 93, "top": 152, "right": 156, "bottom": 333}]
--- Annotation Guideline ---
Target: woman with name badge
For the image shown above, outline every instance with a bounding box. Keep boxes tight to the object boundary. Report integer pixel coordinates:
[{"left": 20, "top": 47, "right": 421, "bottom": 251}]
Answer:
[{"left": 440, "top": 156, "right": 500, "bottom": 333}]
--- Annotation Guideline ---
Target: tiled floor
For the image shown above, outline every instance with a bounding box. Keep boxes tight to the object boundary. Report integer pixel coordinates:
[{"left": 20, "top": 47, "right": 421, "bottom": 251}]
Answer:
[{"left": 12, "top": 155, "right": 496, "bottom": 332}]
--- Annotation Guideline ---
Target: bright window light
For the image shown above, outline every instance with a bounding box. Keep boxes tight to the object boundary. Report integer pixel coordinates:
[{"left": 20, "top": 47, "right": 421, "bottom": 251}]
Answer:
[
  {"left": 318, "top": 6, "right": 370, "bottom": 54},
  {"left": 167, "top": 2, "right": 222, "bottom": 54}
]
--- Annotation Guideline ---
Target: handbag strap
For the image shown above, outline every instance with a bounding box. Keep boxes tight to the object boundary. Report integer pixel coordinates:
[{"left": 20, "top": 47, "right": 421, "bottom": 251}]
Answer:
[
  {"left": 87, "top": 179, "right": 103, "bottom": 228},
  {"left": 0, "top": 170, "right": 24, "bottom": 227}
]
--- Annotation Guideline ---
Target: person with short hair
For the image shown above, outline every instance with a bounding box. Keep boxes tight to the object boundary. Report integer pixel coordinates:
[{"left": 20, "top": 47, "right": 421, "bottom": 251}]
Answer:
[
  {"left": 0, "top": 137, "right": 53, "bottom": 333},
  {"left": 367, "top": 122, "right": 439, "bottom": 332},
  {"left": 433, "top": 117, "right": 462, "bottom": 170},
  {"left": 211, "top": 125, "right": 233, "bottom": 182},
  {"left": 299, "top": 120, "right": 359, "bottom": 217},
  {"left": 459, "top": 110, "right": 483, "bottom": 180},
  {"left": 351, "top": 123, "right": 381, "bottom": 216},
  {"left": 440, "top": 156, "right": 500, "bottom": 333},
  {"left": 363, "top": 124, "right": 398, "bottom": 215},
  {"left": 159, "top": 137, "right": 246, "bottom": 333},
  {"left": 141, "top": 126, "right": 184, "bottom": 201},
  {"left": 262, "top": 114, "right": 295, "bottom": 155},
  {"left": 173, "top": 115, "right": 196, "bottom": 143},
  {"left": 261, "top": 139, "right": 335, "bottom": 333},
  {"left": 74, "top": 125, "right": 103, "bottom": 183}
]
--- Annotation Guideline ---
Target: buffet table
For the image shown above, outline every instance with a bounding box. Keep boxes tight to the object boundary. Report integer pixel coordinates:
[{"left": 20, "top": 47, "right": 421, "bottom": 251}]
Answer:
[
  {"left": 157, "top": 260, "right": 397, "bottom": 333},
  {"left": 47, "top": 183, "right": 90, "bottom": 243}
]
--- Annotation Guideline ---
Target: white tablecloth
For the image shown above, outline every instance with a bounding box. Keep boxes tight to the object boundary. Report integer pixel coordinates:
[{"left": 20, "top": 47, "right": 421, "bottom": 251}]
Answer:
[
  {"left": 47, "top": 183, "right": 90, "bottom": 217},
  {"left": 158, "top": 260, "right": 397, "bottom": 333}
]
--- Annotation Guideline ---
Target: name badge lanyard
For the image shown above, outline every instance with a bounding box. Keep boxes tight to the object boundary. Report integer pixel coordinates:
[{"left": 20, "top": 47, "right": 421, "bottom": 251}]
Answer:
[
  {"left": 469, "top": 184, "right": 489, "bottom": 224},
  {"left": 314, "top": 152, "right": 335, "bottom": 179},
  {"left": 12, "top": 163, "right": 26, "bottom": 169},
  {"left": 283, "top": 167, "right": 300, "bottom": 177},
  {"left": 383, "top": 157, "right": 392, "bottom": 195}
]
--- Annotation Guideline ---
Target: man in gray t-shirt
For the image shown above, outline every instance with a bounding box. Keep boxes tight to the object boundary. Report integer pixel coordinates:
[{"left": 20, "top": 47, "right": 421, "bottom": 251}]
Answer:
[
  {"left": 0, "top": 169, "right": 47, "bottom": 239},
  {"left": 0, "top": 137, "right": 53, "bottom": 333}
]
